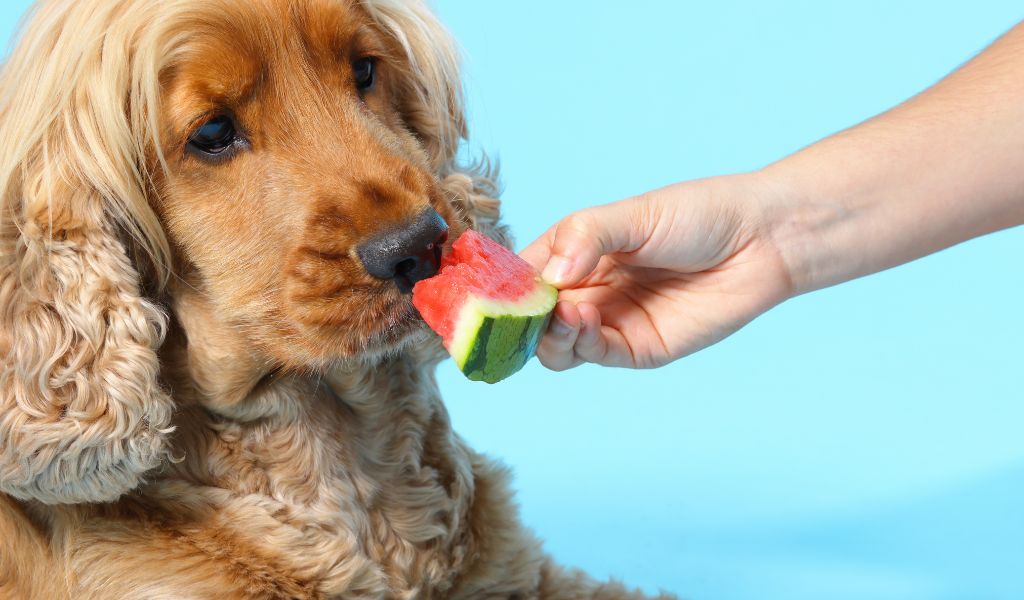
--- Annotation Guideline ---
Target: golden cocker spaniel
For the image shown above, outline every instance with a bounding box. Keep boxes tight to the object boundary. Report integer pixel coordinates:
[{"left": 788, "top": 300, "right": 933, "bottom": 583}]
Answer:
[{"left": 0, "top": 0, "right": 674, "bottom": 598}]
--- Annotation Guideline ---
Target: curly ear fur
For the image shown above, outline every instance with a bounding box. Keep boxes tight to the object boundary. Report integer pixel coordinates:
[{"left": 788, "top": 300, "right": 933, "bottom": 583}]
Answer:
[
  {"left": 0, "top": 0, "right": 176, "bottom": 504},
  {"left": 441, "top": 165, "right": 511, "bottom": 248},
  {"left": 0, "top": 185, "right": 174, "bottom": 504}
]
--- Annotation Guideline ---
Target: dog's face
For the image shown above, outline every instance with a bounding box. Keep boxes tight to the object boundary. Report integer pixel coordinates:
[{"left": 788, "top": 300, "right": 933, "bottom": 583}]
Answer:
[
  {"left": 0, "top": 0, "right": 493, "bottom": 504},
  {"left": 153, "top": 0, "right": 464, "bottom": 366}
]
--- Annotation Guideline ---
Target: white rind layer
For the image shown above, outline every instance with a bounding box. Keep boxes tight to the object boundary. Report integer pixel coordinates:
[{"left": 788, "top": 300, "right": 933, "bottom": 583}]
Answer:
[{"left": 447, "top": 280, "right": 557, "bottom": 368}]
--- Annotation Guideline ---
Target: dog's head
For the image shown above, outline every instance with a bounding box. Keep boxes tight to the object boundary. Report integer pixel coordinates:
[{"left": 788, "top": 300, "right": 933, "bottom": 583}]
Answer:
[
  {"left": 0, "top": 0, "right": 504, "bottom": 503},
  {"left": 156, "top": 0, "right": 486, "bottom": 365}
]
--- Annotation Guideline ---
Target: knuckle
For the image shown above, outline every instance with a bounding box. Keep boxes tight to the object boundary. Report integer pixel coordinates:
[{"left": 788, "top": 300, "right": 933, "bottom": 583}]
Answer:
[{"left": 556, "top": 212, "right": 595, "bottom": 243}]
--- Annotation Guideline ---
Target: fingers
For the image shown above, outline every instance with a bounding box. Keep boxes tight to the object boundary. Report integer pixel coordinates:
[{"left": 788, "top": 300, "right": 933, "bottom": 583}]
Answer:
[
  {"left": 518, "top": 224, "right": 555, "bottom": 273},
  {"left": 570, "top": 302, "right": 607, "bottom": 363},
  {"left": 526, "top": 199, "right": 651, "bottom": 288},
  {"left": 535, "top": 301, "right": 639, "bottom": 370},
  {"left": 541, "top": 206, "right": 633, "bottom": 287},
  {"left": 522, "top": 195, "right": 665, "bottom": 372},
  {"left": 535, "top": 301, "right": 582, "bottom": 371},
  {"left": 569, "top": 302, "right": 637, "bottom": 368}
]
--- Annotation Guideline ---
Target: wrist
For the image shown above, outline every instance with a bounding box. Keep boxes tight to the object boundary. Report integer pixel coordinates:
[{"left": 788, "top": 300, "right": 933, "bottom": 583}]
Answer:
[{"left": 749, "top": 161, "right": 866, "bottom": 297}]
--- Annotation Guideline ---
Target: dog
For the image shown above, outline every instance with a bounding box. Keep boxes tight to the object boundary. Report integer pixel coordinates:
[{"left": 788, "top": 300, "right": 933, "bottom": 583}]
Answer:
[{"left": 0, "top": 0, "right": 674, "bottom": 598}]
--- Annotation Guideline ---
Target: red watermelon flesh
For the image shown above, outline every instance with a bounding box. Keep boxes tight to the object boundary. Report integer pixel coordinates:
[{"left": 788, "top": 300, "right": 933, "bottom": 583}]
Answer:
[{"left": 412, "top": 230, "right": 557, "bottom": 383}]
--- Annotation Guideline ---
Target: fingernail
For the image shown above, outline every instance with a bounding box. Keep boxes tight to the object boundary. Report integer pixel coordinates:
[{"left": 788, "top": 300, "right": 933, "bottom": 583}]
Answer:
[
  {"left": 549, "top": 313, "right": 573, "bottom": 337},
  {"left": 542, "top": 256, "right": 572, "bottom": 285}
]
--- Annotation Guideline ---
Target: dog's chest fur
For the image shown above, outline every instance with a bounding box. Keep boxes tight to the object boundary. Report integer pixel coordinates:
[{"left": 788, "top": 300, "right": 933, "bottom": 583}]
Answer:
[{"left": 60, "top": 356, "right": 498, "bottom": 600}]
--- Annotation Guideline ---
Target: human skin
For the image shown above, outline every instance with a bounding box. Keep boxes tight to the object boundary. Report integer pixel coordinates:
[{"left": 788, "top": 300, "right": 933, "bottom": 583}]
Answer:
[{"left": 520, "top": 21, "right": 1024, "bottom": 371}]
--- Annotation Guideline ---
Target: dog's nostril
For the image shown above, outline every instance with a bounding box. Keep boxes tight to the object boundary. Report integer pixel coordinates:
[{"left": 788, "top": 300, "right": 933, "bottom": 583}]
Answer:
[
  {"left": 433, "top": 229, "right": 448, "bottom": 249},
  {"left": 357, "top": 208, "right": 448, "bottom": 293},
  {"left": 394, "top": 257, "right": 418, "bottom": 278}
]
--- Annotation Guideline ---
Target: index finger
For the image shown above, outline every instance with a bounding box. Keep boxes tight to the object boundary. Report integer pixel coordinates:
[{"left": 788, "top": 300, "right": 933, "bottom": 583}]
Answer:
[{"left": 517, "top": 223, "right": 557, "bottom": 273}]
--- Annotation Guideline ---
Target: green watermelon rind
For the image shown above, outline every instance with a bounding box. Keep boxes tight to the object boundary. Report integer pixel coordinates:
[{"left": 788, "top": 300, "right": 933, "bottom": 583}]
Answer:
[{"left": 447, "top": 281, "right": 558, "bottom": 384}]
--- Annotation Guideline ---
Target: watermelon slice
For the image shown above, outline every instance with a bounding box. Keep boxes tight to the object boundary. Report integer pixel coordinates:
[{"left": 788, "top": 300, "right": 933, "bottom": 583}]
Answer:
[{"left": 412, "top": 230, "right": 557, "bottom": 384}]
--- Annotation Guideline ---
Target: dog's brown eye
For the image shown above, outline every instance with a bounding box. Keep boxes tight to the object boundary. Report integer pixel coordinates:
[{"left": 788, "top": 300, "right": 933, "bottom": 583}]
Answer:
[
  {"left": 188, "top": 115, "right": 238, "bottom": 157},
  {"left": 353, "top": 57, "right": 375, "bottom": 91}
]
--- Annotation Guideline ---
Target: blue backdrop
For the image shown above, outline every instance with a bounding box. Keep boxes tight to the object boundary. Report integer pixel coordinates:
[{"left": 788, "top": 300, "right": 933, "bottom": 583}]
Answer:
[{"left": 4, "top": 2, "right": 1023, "bottom": 599}]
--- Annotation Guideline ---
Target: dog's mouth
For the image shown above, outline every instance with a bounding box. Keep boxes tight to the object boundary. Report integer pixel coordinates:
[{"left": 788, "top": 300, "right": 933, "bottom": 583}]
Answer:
[
  {"left": 280, "top": 217, "right": 464, "bottom": 362},
  {"left": 355, "top": 223, "right": 467, "bottom": 355},
  {"left": 358, "top": 293, "right": 428, "bottom": 353}
]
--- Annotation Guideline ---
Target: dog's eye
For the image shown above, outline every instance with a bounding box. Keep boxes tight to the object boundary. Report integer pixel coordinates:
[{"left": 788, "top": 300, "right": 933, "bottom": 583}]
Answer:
[
  {"left": 188, "top": 115, "right": 238, "bottom": 157},
  {"left": 353, "top": 57, "right": 376, "bottom": 91}
]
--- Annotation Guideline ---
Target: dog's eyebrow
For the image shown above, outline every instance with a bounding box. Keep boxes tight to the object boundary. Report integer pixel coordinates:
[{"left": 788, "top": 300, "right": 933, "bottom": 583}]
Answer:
[
  {"left": 205, "top": 66, "right": 267, "bottom": 108},
  {"left": 350, "top": 24, "right": 388, "bottom": 58},
  {"left": 165, "top": 67, "right": 265, "bottom": 151},
  {"left": 168, "top": 34, "right": 268, "bottom": 102}
]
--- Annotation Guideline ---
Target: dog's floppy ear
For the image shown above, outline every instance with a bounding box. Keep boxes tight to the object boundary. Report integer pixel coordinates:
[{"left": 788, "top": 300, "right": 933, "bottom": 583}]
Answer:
[
  {"left": 363, "top": 0, "right": 466, "bottom": 170},
  {"left": 0, "top": 2, "right": 175, "bottom": 504},
  {"left": 440, "top": 167, "right": 511, "bottom": 249},
  {"left": 0, "top": 174, "right": 175, "bottom": 505},
  {"left": 364, "top": 0, "right": 511, "bottom": 247}
]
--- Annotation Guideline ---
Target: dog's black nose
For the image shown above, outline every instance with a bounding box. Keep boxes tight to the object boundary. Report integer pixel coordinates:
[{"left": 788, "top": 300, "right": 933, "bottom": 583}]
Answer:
[{"left": 358, "top": 208, "right": 448, "bottom": 293}]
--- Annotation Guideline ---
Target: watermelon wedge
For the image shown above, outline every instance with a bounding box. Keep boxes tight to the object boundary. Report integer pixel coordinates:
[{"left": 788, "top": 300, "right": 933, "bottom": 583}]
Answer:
[{"left": 412, "top": 230, "right": 557, "bottom": 384}]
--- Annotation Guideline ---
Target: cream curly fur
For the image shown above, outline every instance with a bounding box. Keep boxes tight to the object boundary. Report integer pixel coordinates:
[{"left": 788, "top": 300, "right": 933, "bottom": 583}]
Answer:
[{"left": 0, "top": 1, "right": 674, "bottom": 598}]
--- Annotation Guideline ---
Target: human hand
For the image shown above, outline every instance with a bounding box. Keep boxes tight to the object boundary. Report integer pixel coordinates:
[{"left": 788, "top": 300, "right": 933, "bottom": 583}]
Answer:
[
  {"left": 522, "top": 21, "right": 1024, "bottom": 372},
  {"left": 520, "top": 174, "right": 794, "bottom": 370}
]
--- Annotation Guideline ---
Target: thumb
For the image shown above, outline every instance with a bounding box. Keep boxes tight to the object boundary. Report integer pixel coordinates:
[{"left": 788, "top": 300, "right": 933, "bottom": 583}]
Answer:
[{"left": 540, "top": 199, "right": 648, "bottom": 288}]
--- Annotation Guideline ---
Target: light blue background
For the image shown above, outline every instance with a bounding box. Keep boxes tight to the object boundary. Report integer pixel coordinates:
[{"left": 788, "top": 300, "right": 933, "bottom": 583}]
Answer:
[
  {"left": 431, "top": 2, "right": 1024, "bottom": 599},
  {"left": 4, "top": 2, "right": 1023, "bottom": 599}
]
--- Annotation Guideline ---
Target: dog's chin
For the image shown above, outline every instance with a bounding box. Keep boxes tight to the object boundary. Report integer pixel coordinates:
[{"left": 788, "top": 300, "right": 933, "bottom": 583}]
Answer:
[
  {"left": 318, "top": 293, "right": 435, "bottom": 364},
  {"left": 281, "top": 283, "right": 441, "bottom": 369},
  {"left": 360, "top": 299, "right": 430, "bottom": 356}
]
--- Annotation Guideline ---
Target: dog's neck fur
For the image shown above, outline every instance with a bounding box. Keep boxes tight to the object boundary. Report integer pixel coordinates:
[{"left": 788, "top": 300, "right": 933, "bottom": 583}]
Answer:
[
  {"left": 131, "top": 281, "right": 482, "bottom": 597},
  {"left": 162, "top": 283, "right": 278, "bottom": 420},
  {"left": 1, "top": 213, "right": 660, "bottom": 600}
]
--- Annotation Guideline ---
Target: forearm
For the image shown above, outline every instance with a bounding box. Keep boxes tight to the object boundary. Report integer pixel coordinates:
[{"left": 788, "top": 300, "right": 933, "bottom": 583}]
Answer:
[{"left": 761, "top": 21, "right": 1024, "bottom": 295}]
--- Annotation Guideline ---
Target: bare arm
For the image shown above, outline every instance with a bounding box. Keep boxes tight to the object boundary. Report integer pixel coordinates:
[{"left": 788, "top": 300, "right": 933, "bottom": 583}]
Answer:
[
  {"left": 768, "top": 21, "right": 1024, "bottom": 294},
  {"left": 522, "top": 22, "right": 1024, "bottom": 370}
]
